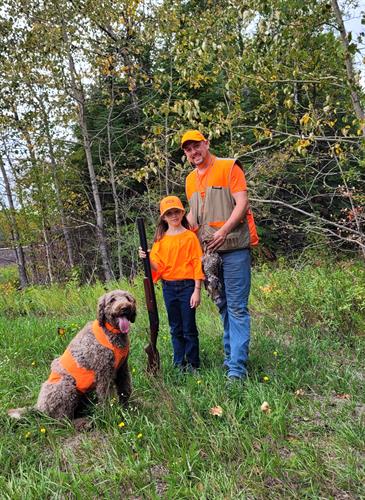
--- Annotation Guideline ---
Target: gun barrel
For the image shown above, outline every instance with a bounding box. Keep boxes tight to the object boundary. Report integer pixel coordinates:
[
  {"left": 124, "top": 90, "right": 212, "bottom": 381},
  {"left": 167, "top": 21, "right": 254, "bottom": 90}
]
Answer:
[{"left": 137, "top": 217, "right": 153, "bottom": 280}]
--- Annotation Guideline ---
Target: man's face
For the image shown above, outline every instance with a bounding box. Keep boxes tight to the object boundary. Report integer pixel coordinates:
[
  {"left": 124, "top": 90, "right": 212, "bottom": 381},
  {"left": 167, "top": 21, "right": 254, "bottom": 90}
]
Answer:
[{"left": 183, "top": 140, "right": 210, "bottom": 166}]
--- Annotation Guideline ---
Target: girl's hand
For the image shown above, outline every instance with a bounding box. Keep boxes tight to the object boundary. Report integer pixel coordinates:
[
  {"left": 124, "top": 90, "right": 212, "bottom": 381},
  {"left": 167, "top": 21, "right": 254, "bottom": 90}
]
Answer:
[
  {"left": 139, "top": 247, "right": 159, "bottom": 271},
  {"left": 138, "top": 246, "right": 147, "bottom": 259},
  {"left": 190, "top": 288, "right": 201, "bottom": 308}
]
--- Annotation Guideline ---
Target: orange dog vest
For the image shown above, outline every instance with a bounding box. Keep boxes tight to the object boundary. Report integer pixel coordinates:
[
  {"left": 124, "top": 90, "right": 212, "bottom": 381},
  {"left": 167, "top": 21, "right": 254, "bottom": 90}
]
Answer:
[{"left": 47, "top": 320, "right": 129, "bottom": 393}]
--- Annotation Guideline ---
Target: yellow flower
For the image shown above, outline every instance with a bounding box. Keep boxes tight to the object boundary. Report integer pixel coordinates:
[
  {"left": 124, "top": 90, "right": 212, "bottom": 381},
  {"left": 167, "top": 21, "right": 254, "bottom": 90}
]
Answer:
[
  {"left": 25, "top": 432, "right": 31, "bottom": 438},
  {"left": 137, "top": 433, "right": 143, "bottom": 439},
  {"left": 196, "top": 380, "right": 202, "bottom": 385},
  {"left": 40, "top": 428, "right": 46, "bottom": 434},
  {"left": 118, "top": 421, "right": 125, "bottom": 428},
  {"left": 273, "top": 351, "right": 278, "bottom": 357},
  {"left": 132, "top": 368, "right": 136, "bottom": 374},
  {"left": 263, "top": 376, "right": 270, "bottom": 382},
  {"left": 31, "top": 361, "right": 36, "bottom": 366}
]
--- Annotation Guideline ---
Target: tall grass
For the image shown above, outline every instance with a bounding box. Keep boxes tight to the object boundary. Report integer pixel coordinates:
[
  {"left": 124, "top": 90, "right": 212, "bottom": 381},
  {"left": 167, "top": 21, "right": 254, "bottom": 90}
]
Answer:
[{"left": 0, "top": 259, "right": 364, "bottom": 498}]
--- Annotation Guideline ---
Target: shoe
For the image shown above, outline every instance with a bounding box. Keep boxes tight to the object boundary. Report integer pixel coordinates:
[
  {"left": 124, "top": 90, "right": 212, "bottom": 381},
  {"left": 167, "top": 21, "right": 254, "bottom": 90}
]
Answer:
[
  {"left": 174, "top": 364, "right": 186, "bottom": 374},
  {"left": 185, "top": 364, "right": 200, "bottom": 374}
]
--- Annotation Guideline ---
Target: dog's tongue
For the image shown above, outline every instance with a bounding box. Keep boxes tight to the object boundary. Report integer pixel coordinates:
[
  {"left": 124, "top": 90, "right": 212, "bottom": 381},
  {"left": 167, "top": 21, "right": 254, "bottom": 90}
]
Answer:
[{"left": 118, "top": 317, "right": 130, "bottom": 334}]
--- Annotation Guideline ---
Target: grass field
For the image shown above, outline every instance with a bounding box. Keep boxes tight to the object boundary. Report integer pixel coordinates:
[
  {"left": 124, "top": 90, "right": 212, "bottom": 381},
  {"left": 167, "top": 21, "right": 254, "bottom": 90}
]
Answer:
[{"left": 0, "top": 259, "right": 364, "bottom": 499}]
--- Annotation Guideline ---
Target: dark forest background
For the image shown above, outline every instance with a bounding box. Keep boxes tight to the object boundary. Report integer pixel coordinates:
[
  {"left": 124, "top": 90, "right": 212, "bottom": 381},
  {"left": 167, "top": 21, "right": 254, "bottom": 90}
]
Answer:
[{"left": 0, "top": 0, "right": 364, "bottom": 286}]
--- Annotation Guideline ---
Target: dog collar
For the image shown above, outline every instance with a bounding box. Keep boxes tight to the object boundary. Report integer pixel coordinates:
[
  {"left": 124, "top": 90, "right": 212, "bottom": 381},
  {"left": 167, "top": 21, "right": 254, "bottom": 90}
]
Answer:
[{"left": 104, "top": 321, "right": 123, "bottom": 334}]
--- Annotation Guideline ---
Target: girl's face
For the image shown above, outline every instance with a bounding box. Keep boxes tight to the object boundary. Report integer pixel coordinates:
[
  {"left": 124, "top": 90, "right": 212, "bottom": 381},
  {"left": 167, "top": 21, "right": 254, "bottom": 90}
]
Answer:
[{"left": 163, "top": 208, "right": 184, "bottom": 228}]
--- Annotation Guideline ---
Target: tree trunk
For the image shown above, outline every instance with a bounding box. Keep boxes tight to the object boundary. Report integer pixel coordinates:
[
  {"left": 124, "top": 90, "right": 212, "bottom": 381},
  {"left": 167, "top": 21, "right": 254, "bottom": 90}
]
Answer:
[
  {"left": 12, "top": 107, "right": 55, "bottom": 284},
  {"left": 63, "top": 26, "right": 113, "bottom": 281},
  {"left": 331, "top": 0, "right": 365, "bottom": 136},
  {"left": 42, "top": 221, "right": 54, "bottom": 284},
  {"left": 2, "top": 143, "right": 38, "bottom": 282},
  {"left": 106, "top": 81, "right": 123, "bottom": 279},
  {"left": 33, "top": 90, "right": 76, "bottom": 269},
  {"left": 0, "top": 158, "right": 29, "bottom": 288}
]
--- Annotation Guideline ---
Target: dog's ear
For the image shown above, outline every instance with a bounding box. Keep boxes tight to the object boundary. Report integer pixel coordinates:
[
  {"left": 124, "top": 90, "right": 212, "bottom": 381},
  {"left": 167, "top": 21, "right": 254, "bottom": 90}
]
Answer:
[
  {"left": 97, "top": 295, "right": 107, "bottom": 325},
  {"left": 125, "top": 292, "right": 137, "bottom": 323}
]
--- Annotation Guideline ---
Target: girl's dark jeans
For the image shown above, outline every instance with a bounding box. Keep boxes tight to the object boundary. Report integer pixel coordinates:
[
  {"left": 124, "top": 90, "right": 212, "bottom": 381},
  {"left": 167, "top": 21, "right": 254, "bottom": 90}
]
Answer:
[{"left": 162, "top": 279, "right": 200, "bottom": 368}]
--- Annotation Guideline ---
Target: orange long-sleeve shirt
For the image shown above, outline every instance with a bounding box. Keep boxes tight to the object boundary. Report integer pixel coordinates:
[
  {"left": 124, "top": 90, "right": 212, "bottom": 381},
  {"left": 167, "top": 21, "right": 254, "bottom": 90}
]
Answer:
[{"left": 150, "top": 230, "right": 205, "bottom": 283}]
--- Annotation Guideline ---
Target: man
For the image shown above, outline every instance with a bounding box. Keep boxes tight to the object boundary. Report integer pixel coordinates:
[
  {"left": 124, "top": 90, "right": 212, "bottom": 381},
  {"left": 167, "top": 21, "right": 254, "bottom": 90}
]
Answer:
[{"left": 182, "top": 129, "right": 259, "bottom": 381}]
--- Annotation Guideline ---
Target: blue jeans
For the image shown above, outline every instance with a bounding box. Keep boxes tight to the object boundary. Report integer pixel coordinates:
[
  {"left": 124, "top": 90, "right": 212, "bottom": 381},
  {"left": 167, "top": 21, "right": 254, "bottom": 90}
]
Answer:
[
  {"left": 162, "top": 279, "right": 200, "bottom": 368},
  {"left": 216, "top": 249, "right": 251, "bottom": 378}
]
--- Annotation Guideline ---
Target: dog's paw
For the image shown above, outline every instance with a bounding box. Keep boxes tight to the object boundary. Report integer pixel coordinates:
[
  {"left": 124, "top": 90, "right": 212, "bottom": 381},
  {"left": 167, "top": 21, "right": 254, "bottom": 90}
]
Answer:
[
  {"left": 73, "top": 417, "right": 93, "bottom": 432},
  {"left": 8, "top": 408, "right": 28, "bottom": 420}
]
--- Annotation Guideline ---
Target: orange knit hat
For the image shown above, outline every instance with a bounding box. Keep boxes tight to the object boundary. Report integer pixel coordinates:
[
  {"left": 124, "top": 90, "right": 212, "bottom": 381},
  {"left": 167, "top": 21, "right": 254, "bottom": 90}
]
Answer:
[{"left": 160, "top": 196, "right": 185, "bottom": 217}]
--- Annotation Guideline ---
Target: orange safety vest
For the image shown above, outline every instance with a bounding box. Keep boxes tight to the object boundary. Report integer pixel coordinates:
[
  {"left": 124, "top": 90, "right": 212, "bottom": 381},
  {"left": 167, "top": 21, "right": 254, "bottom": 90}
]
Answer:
[
  {"left": 47, "top": 320, "right": 129, "bottom": 393},
  {"left": 186, "top": 157, "right": 259, "bottom": 252}
]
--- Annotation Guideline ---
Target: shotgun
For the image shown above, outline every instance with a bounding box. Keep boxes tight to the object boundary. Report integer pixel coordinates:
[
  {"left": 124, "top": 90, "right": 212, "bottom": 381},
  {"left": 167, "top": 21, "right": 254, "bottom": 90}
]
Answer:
[{"left": 137, "top": 217, "right": 160, "bottom": 374}]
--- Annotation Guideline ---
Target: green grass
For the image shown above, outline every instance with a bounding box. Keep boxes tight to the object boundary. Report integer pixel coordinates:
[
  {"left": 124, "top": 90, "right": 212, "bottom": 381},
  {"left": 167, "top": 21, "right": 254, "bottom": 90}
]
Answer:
[{"left": 0, "top": 260, "right": 364, "bottom": 498}]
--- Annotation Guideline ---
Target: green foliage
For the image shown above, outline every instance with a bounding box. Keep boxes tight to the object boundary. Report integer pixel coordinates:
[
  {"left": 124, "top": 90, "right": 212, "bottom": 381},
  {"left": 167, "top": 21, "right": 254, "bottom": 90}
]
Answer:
[
  {"left": 0, "top": 264, "right": 18, "bottom": 286},
  {"left": 0, "top": 0, "right": 364, "bottom": 284},
  {"left": 0, "top": 259, "right": 364, "bottom": 496},
  {"left": 252, "top": 258, "right": 365, "bottom": 336}
]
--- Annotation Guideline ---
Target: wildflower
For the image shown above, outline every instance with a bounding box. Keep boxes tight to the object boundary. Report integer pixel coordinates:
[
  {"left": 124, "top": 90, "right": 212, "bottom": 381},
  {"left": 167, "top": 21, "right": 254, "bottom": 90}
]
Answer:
[
  {"left": 273, "top": 351, "right": 278, "bottom": 357},
  {"left": 40, "top": 427, "right": 46, "bottom": 434},
  {"left": 260, "top": 285, "right": 273, "bottom": 293},
  {"left": 132, "top": 368, "right": 136, "bottom": 374},
  {"left": 263, "top": 376, "right": 270, "bottom": 382},
  {"left": 118, "top": 421, "right": 125, "bottom": 428},
  {"left": 31, "top": 361, "right": 36, "bottom": 366},
  {"left": 25, "top": 432, "right": 31, "bottom": 439},
  {"left": 137, "top": 433, "right": 143, "bottom": 439},
  {"left": 196, "top": 380, "right": 202, "bottom": 385}
]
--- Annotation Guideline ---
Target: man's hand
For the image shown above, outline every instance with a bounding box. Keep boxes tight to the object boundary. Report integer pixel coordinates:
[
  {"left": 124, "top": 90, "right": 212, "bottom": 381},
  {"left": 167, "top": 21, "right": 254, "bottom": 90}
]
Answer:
[{"left": 207, "top": 228, "right": 227, "bottom": 251}]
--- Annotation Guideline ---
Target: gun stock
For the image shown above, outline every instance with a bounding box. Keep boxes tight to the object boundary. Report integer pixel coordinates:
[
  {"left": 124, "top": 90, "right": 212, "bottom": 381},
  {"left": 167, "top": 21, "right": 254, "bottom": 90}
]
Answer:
[{"left": 137, "top": 218, "right": 160, "bottom": 374}]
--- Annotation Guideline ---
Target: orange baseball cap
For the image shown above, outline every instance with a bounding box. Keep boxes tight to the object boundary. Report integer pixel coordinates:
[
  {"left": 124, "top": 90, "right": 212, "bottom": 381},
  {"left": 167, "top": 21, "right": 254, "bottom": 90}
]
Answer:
[
  {"left": 160, "top": 196, "right": 185, "bottom": 217},
  {"left": 181, "top": 130, "right": 207, "bottom": 148}
]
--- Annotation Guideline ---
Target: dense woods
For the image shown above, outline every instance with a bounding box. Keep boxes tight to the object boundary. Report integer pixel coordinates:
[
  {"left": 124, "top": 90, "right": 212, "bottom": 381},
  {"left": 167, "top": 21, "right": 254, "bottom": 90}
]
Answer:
[{"left": 0, "top": 0, "right": 364, "bottom": 285}]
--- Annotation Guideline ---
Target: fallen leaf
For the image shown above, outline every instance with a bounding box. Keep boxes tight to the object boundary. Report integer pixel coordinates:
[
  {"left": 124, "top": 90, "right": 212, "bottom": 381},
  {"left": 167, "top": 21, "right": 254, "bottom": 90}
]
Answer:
[
  {"left": 8, "top": 408, "right": 27, "bottom": 419},
  {"left": 295, "top": 389, "right": 305, "bottom": 396},
  {"left": 209, "top": 405, "right": 223, "bottom": 417},
  {"left": 286, "top": 434, "right": 299, "bottom": 442},
  {"left": 260, "top": 401, "right": 271, "bottom": 414},
  {"left": 335, "top": 393, "right": 351, "bottom": 400},
  {"left": 196, "top": 483, "right": 204, "bottom": 492}
]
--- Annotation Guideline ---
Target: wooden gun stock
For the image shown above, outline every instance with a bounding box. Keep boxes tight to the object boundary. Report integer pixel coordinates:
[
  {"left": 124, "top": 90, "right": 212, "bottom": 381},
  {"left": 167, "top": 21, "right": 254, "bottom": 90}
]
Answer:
[{"left": 137, "top": 218, "right": 160, "bottom": 374}]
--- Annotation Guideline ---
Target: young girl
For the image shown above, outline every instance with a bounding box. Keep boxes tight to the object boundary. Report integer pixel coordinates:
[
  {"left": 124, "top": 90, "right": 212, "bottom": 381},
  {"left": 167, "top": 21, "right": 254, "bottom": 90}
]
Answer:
[{"left": 139, "top": 195, "right": 204, "bottom": 372}]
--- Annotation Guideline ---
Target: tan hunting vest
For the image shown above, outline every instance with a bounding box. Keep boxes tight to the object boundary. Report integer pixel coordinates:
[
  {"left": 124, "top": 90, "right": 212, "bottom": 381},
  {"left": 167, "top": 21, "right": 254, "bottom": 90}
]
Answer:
[{"left": 186, "top": 157, "right": 259, "bottom": 252}]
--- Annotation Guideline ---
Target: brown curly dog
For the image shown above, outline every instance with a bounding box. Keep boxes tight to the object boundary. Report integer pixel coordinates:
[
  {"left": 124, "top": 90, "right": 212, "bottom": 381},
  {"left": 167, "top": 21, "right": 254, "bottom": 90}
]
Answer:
[{"left": 9, "top": 290, "right": 136, "bottom": 421}]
